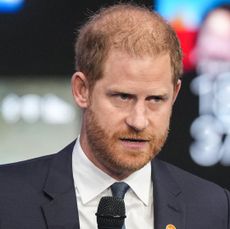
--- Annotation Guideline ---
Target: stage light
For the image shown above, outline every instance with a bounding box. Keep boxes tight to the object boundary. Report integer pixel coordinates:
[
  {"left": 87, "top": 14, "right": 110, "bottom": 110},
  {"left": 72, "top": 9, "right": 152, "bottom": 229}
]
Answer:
[{"left": 0, "top": 0, "right": 24, "bottom": 13}]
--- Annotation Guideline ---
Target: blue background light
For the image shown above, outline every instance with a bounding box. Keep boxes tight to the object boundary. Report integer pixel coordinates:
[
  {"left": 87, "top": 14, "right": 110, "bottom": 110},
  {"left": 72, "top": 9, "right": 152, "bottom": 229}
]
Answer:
[
  {"left": 156, "top": 0, "right": 230, "bottom": 28},
  {"left": 0, "top": 0, "right": 24, "bottom": 13}
]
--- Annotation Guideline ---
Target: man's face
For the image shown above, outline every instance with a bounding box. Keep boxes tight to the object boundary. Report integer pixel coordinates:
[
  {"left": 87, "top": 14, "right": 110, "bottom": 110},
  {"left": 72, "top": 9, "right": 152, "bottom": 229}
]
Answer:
[{"left": 78, "top": 51, "right": 181, "bottom": 179}]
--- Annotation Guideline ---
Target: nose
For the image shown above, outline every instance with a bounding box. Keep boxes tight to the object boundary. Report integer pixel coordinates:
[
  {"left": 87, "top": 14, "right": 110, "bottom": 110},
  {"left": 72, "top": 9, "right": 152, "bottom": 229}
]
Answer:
[{"left": 125, "top": 102, "right": 149, "bottom": 131}]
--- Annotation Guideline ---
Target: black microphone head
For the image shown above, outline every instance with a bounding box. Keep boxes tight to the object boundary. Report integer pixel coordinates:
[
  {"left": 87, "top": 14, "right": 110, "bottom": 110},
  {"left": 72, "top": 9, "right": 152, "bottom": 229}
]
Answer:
[{"left": 96, "top": 196, "right": 126, "bottom": 229}]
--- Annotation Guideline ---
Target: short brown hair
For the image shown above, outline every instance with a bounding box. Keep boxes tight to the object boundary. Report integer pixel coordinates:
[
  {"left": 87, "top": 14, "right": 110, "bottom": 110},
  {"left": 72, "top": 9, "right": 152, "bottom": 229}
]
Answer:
[{"left": 75, "top": 3, "right": 183, "bottom": 88}]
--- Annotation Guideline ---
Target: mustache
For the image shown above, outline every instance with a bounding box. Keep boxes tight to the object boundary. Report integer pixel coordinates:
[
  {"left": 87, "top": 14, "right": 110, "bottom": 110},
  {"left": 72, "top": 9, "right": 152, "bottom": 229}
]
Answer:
[{"left": 113, "top": 130, "right": 155, "bottom": 141}]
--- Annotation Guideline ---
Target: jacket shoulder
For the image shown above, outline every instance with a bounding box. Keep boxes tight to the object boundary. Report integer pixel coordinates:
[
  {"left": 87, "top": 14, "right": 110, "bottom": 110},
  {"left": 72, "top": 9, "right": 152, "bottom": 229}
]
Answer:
[
  {"left": 154, "top": 159, "right": 230, "bottom": 206},
  {"left": 156, "top": 159, "right": 227, "bottom": 191},
  {"left": 0, "top": 141, "right": 75, "bottom": 190},
  {"left": 0, "top": 153, "right": 56, "bottom": 192}
]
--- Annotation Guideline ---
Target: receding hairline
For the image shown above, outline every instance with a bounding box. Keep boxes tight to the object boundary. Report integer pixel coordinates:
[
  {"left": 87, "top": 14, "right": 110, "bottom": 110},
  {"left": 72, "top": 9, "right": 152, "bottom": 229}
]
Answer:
[{"left": 75, "top": 3, "right": 183, "bottom": 88}]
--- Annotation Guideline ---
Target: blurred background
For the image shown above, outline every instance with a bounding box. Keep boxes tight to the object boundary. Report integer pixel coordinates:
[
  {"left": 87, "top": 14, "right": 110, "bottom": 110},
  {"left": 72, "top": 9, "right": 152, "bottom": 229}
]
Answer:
[{"left": 0, "top": 0, "right": 230, "bottom": 190}]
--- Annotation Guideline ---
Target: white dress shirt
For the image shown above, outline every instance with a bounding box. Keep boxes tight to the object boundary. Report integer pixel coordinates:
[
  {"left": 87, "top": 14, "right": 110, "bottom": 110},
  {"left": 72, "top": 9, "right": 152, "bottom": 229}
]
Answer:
[{"left": 72, "top": 137, "right": 154, "bottom": 229}]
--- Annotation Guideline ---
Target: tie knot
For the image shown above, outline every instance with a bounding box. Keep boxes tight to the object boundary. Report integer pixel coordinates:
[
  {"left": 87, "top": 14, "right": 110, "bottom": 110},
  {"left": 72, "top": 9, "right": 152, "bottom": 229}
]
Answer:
[{"left": 111, "top": 182, "right": 129, "bottom": 199}]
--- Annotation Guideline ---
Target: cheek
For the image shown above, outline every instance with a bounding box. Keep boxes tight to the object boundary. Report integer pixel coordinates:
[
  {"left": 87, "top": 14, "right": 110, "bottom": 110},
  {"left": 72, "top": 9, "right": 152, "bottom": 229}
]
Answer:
[
  {"left": 92, "top": 100, "right": 125, "bottom": 126},
  {"left": 90, "top": 105, "right": 124, "bottom": 132},
  {"left": 151, "top": 107, "right": 172, "bottom": 128}
]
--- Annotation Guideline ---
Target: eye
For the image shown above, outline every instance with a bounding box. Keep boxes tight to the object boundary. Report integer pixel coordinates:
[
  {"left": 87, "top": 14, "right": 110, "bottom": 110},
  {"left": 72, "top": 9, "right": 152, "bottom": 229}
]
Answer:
[
  {"left": 109, "top": 92, "right": 132, "bottom": 101},
  {"left": 108, "top": 92, "right": 134, "bottom": 108},
  {"left": 147, "top": 95, "right": 164, "bottom": 103},
  {"left": 117, "top": 93, "right": 131, "bottom": 100}
]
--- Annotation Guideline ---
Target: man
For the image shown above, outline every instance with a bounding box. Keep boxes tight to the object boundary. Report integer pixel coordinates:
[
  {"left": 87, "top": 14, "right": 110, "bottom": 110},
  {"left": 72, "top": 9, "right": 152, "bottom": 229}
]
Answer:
[{"left": 0, "top": 3, "right": 229, "bottom": 229}]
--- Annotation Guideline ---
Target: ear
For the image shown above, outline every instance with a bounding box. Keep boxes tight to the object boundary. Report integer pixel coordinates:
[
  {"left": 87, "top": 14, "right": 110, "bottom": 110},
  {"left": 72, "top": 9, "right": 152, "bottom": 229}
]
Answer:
[
  {"left": 172, "top": 79, "right": 181, "bottom": 104},
  {"left": 71, "top": 72, "right": 90, "bottom": 108}
]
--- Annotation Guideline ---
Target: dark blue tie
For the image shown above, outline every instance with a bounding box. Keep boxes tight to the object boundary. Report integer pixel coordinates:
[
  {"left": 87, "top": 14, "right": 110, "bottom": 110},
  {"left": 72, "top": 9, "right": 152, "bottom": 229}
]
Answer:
[
  {"left": 111, "top": 182, "right": 129, "bottom": 199},
  {"left": 111, "top": 182, "right": 129, "bottom": 229}
]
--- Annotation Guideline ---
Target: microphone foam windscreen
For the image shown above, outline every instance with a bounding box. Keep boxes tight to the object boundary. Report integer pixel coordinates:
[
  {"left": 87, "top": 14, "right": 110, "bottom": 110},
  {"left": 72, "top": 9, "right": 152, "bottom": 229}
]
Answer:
[{"left": 96, "top": 196, "right": 126, "bottom": 229}]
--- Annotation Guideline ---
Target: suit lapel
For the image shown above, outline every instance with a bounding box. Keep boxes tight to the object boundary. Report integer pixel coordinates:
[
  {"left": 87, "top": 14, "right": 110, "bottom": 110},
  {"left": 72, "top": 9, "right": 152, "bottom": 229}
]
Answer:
[
  {"left": 40, "top": 142, "right": 186, "bottom": 229},
  {"left": 152, "top": 159, "right": 186, "bottom": 229},
  {"left": 41, "top": 141, "right": 80, "bottom": 229}
]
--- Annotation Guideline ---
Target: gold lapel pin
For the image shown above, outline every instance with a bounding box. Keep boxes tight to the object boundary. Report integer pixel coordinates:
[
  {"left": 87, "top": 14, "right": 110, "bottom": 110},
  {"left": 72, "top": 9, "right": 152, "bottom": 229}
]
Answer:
[{"left": 166, "top": 224, "right": 176, "bottom": 229}]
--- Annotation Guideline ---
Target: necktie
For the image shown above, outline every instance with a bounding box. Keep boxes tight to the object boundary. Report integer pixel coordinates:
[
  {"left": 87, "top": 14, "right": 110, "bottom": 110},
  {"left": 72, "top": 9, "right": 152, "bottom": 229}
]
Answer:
[
  {"left": 111, "top": 182, "right": 129, "bottom": 228},
  {"left": 111, "top": 182, "right": 129, "bottom": 199}
]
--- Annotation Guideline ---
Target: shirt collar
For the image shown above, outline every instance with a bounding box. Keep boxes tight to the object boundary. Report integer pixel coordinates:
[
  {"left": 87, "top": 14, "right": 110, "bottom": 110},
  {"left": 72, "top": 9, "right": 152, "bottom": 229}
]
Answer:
[
  {"left": 123, "top": 161, "right": 152, "bottom": 206},
  {"left": 72, "top": 137, "right": 152, "bottom": 206}
]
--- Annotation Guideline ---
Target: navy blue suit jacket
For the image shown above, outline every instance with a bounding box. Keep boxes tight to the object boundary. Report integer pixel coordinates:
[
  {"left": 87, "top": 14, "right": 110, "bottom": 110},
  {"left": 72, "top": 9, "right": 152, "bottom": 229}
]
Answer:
[{"left": 0, "top": 141, "right": 229, "bottom": 229}]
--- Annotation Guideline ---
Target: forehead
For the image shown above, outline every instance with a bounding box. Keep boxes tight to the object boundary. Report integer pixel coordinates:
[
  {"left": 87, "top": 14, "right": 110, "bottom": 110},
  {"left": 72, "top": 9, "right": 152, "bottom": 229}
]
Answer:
[
  {"left": 91, "top": 51, "right": 174, "bottom": 96},
  {"left": 102, "top": 51, "right": 172, "bottom": 84}
]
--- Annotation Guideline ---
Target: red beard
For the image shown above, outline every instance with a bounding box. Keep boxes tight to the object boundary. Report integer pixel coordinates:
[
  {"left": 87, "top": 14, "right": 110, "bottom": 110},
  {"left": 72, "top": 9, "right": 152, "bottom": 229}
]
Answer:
[{"left": 85, "top": 108, "right": 168, "bottom": 177}]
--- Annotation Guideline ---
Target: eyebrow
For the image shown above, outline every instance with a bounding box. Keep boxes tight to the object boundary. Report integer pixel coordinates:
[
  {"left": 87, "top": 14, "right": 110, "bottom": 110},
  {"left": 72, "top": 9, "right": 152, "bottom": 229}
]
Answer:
[{"left": 106, "top": 89, "right": 169, "bottom": 99}]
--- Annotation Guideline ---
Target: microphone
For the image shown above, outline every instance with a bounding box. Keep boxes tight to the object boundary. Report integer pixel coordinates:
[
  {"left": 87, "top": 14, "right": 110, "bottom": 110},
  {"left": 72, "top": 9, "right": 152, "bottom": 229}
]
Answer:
[{"left": 96, "top": 196, "right": 126, "bottom": 229}]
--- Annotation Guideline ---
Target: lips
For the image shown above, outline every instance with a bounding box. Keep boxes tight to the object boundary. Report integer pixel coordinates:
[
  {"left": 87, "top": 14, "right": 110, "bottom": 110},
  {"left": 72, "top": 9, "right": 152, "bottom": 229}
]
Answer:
[
  {"left": 119, "top": 137, "right": 150, "bottom": 150},
  {"left": 120, "top": 138, "right": 149, "bottom": 142}
]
